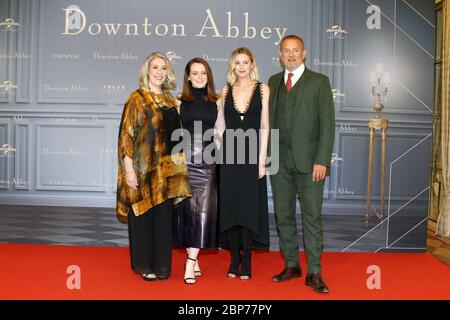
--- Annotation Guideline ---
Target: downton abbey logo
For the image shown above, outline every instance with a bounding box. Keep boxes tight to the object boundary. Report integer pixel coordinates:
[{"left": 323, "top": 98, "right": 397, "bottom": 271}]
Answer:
[
  {"left": 324, "top": 187, "right": 355, "bottom": 197},
  {"left": 0, "top": 115, "right": 28, "bottom": 123},
  {"left": 0, "top": 177, "right": 28, "bottom": 186},
  {"left": 61, "top": 6, "right": 288, "bottom": 45},
  {"left": 93, "top": 52, "right": 138, "bottom": 60},
  {"left": 326, "top": 25, "right": 347, "bottom": 39},
  {"left": 43, "top": 84, "right": 87, "bottom": 92},
  {"left": 0, "top": 18, "right": 19, "bottom": 31},
  {"left": 0, "top": 52, "right": 31, "bottom": 59},
  {"left": 338, "top": 123, "right": 357, "bottom": 133},
  {"left": 331, "top": 153, "right": 344, "bottom": 167},
  {"left": 314, "top": 59, "right": 359, "bottom": 68}
]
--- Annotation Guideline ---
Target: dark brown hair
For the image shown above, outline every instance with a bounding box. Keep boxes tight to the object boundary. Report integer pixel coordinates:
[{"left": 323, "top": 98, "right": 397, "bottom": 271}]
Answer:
[{"left": 178, "top": 57, "right": 219, "bottom": 102}]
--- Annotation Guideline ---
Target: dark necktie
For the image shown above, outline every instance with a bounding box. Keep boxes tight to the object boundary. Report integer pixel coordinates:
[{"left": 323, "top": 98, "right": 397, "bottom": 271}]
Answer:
[{"left": 286, "top": 72, "right": 294, "bottom": 92}]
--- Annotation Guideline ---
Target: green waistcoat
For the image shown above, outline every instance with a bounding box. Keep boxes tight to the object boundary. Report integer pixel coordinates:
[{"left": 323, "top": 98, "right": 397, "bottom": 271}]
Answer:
[{"left": 273, "top": 78, "right": 302, "bottom": 150}]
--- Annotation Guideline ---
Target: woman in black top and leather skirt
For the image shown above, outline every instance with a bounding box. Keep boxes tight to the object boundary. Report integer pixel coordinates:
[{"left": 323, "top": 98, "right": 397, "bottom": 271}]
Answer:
[{"left": 174, "top": 57, "right": 221, "bottom": 285}]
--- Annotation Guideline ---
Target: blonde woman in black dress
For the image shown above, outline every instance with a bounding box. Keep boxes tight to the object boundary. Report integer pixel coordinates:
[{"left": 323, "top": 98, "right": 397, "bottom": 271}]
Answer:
[{"left": 218, "top": 47, "right": 270, "bottom": 280}]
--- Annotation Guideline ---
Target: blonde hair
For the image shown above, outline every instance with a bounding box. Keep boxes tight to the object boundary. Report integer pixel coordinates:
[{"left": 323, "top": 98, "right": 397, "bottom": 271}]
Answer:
[
  {"left": 226, "top": 47, "right": 259, "bottom": 86},
  {"left": 139, "top": 52, "right": 176, "bottom": 91}
]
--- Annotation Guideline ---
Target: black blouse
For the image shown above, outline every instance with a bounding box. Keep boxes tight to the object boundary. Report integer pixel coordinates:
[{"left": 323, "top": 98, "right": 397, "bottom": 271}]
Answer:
[{"left": 180, "top": 84, "right": 218, "bottom": 136}]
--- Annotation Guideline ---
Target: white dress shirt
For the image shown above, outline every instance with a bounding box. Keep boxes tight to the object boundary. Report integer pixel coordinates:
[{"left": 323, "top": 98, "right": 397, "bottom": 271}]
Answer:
[{"left": 284, "top": 64, "right": 305, "bottom": 88}]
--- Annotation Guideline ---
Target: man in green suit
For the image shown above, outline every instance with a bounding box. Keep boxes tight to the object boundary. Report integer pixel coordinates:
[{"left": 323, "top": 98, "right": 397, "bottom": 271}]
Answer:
[{"left": 269, "top": 35, "right": 335, "bottom": 293}]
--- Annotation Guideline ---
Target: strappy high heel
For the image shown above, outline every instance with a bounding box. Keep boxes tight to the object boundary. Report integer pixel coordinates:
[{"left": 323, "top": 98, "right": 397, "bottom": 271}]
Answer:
[
  {"left": 184, "top": 257, "right": 196, "bottom": 285},
  {"left": 194, "top": 260, "right": 202, "bottom": 277},
  {"left": 187, "top": 254, "right": 202, "bottom": 277}
]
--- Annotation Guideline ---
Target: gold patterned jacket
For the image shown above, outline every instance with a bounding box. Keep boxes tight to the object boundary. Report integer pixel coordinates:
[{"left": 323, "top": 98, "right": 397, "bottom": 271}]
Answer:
[{"left": 116, "top": 88, "right": 191, "bottom": 221}]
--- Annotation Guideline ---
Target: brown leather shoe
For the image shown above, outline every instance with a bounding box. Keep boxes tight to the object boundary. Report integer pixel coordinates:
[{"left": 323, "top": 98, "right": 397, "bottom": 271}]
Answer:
[
  {"left": 305, "top": 273, "right": 329, "bottom": 293},
  {"left": 272, "top": 267, "right": 302, "bottom": 282}
]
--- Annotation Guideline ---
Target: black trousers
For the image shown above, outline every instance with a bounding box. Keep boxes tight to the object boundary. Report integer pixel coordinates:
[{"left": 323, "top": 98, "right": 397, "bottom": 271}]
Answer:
[{"left": 127, "top": 201, "right": 173, "bottom": 278}]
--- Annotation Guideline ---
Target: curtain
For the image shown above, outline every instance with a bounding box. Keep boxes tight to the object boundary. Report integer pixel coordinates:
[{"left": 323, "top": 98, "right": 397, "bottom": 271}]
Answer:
[{"left": 437, "top": 0, "right": 450, "bottom": 237}]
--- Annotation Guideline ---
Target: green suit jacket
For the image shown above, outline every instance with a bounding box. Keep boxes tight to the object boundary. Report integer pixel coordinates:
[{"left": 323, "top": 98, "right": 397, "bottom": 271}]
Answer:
[{"left": 268, "top": 68, "right": 335, "bottom": 173}]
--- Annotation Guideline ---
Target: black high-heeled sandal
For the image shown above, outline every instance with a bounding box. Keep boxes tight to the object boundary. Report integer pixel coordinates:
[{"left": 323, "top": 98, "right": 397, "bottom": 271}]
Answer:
[
  {"left": 184, "top": 257, "right": 196, "bottom": 285},
  {"left": 194, "top": 260, "right": 202, "bottom": 277},
  {"left": 187, "top": 254, "right": 202, "bottom": 277}
]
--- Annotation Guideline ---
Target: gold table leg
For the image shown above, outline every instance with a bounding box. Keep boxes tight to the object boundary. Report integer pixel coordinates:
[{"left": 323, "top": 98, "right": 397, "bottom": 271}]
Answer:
[
  {"left": 365, "top": 127, "right": 375, "bottom": 227},
  {"left": 380, "top": 127, "right": 387, "bottom": 220},
  {"left": 365, "top": 118, "right": 389, "bottom": 227}
]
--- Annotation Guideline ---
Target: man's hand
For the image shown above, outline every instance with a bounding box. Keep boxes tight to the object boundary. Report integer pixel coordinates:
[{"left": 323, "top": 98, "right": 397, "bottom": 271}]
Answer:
[{"left": 312, "top": 164, "right": 327, "bottom": 182}]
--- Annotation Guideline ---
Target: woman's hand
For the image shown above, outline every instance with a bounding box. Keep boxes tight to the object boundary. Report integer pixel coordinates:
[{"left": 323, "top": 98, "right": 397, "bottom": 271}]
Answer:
[
  {"left": 258, "top": 164, "right": 266, "bottom": 179},
  {"left": 125, "top": 171, "right": 138, "bottom": 190}
]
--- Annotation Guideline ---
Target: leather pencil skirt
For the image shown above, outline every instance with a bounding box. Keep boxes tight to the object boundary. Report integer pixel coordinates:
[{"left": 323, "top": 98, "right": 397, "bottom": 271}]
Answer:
[{"left": 173, "top": 137, "right": 218, "bottom": 249}]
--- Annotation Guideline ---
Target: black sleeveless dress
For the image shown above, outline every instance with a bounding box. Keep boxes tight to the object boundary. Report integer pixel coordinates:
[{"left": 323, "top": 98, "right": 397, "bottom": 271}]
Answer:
[
  {"left": 173, "top": 85, "right": 219, "bottom": 249},
  {"left": 219, "top": 82, "right": 269, "bottom": 249}
]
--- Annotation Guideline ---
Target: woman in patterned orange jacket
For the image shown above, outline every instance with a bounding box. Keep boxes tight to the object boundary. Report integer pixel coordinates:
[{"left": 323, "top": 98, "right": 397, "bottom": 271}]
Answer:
[{"left": 117, "top": 52, "right": 191, "bottom": 281}]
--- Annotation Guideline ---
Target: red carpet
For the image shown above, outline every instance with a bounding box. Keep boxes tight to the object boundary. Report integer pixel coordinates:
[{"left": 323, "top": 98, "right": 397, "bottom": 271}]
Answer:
[{"left": 0, "top": 244, "right": 449, "bottom": 300}]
